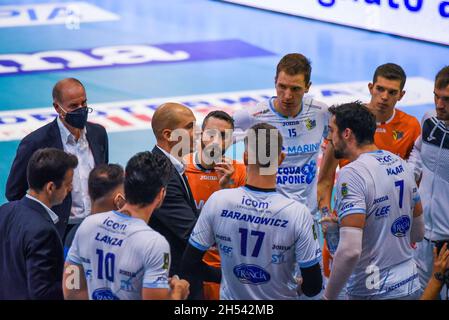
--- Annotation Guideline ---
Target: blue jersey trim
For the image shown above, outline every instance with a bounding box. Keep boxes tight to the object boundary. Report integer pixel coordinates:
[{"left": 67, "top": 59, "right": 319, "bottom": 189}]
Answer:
[
  {"left": 298, "top": 256, "right": 322, "bottom": 269},
  {"left": 143, "top": 283, "right": 170, "bottom": 289},
  {"left": 113, "top": 211, "right": 133, "bottom": 219},
  {"left": 338, "top": 209, "right": 366, "bottom": 223},
  {"left": 189, "top": 237, "right": 209, "bottom": 251},
  {"left": 65, "top": 256, "right": 82, "bottom": 266},
  {"left": 268, "top": 96, "right": 303, "bottom": 119}
]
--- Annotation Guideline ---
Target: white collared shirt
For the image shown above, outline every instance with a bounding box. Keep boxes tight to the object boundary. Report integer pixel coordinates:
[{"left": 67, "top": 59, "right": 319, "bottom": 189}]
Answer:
[
  {"left": 26, "top": 194, "right": 59, "bottom": 224},
  {"left": 57, "top": 117, "right": 94, "bottom": 222},
  {"left": 156, "top": 145, "right": 191, "bottom": 196}
]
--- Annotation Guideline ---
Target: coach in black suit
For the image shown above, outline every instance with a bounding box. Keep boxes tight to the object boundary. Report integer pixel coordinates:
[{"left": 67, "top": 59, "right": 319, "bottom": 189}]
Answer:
[
  {"left": 6, "top": 78, "right": 108, "bottom": 238},
  {"left": 0, "top": 148, "right": 78, "bottom": 299},
  {"left": 149, "top": 102, "right": 205, "bottom": 299}
]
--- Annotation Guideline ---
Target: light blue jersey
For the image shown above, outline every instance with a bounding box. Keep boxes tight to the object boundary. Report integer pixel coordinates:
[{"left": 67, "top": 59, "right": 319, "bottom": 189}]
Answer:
[
  {"left": 189, "top": 186, "right": 322, "bottom": 300},
  {"left": 233, "top": 96, "right": 330, "bottom": 215},
  {"left": 335, "top": 150, "right": 421, "bottom": 299},
  {"left": 66, "top": 211, "right": 171, "bottom": 300}
]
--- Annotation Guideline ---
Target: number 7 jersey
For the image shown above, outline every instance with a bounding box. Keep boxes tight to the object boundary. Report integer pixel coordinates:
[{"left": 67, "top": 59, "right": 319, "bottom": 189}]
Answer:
[
  {"left": 335, "top": 150, "right": 421, "bottom": 298},
  {"left": 189, "top": 185, "right": 322, "bottom": 300}
]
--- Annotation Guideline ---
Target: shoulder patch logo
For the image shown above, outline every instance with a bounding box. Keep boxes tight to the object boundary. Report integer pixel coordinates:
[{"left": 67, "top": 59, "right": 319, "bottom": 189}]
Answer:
[
  {"left": 305, "top": 118, "right": 316, "bottom": 130},
  {"left": 341, "top": 183, "right": 348, "bottom": 197},
  {"left": 392, "top": 130, "right": 404, "bottom": 140}
]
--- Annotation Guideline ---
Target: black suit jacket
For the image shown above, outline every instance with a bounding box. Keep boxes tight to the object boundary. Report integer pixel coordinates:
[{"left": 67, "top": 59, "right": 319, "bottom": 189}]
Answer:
[
  {"left": 0, "top": 197, "right": 64, "bottom": 299},
  {"left": 5, "top": 118, "right": 108, "bottom": 237},
  {"left": 149, "top": 146, "right": 203, "bottom": 298}
]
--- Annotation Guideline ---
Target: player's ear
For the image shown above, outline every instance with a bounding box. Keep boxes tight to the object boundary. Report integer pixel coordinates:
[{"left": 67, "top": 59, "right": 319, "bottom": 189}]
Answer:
[
  {"left": 305, "top": 81, "right": 311, "bottom": 93},
  {"left": 155, "top": 187, "right": 167, "bottom": 209},
  {"left": 162, "top": 128, "right": 172, "bottom": 143},
  {"left": 398, "top": 90, "right": 406, "bottom": 101},
  {"left": 368, "top": 82, "right": 374, "bottom": 94}
]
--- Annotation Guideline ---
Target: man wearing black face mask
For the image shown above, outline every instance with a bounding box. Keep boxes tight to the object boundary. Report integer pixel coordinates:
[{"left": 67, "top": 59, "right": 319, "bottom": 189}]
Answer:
[{"left": 6, "top": 78, "right": 109, "bottom": 239}]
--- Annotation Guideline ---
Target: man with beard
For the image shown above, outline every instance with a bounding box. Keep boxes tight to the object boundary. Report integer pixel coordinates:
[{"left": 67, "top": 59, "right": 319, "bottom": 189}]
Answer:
[
  {"left": 318, "top": 63, "right": 421, "bottom": 282},
  {"left": 409, "top": 66, "right": 449, "bottom": 299},
  {"left": 149, "top": 102, "right": 205, "bottom": 299},
  {"left": 184, "top": 110, "right": 246, "bottom": 299},
  {"left": 323, "top": 102, "right": 424, "bottom": 300}
]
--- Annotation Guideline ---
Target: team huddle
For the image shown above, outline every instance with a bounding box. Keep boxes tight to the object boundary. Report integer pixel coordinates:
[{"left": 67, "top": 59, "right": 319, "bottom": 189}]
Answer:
[{"left": 1, "top": 53, "right": 449, "bottom": 300}]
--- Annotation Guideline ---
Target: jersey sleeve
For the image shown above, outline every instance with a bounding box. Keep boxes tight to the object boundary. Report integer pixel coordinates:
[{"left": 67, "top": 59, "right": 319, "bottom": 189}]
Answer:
[
  {"left": 232, "top": 108, "right": 256, "bottom": 143},
  {"left": 188, "top": 192, "right": 217, "bottom": 251},
  {"left": 294, "top": 205, "right": 322, "bottom": 268},
  {"left": 233, "top": 108, "right": 255, "bottom": 131},
  {"left": 142, "top": 235, "right": 171, "bottom": 289},
  {"left": 407, "top": 135, "right": 423, "bottom": 182},
  {"left": 335, "top": 167, "right": 368, "bottom": 222},
  {"left": 321, "top": 102, "right": 331, "bottom": 139}
]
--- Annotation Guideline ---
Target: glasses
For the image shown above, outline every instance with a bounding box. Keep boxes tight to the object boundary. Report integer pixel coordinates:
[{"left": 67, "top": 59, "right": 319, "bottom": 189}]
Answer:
[{"left": 59, "top": 104, "right": 93, "bottom": 114}]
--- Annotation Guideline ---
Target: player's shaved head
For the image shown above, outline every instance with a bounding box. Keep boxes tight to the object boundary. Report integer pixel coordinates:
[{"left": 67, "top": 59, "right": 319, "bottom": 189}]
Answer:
[
  {"left": 152, "top": 102, "right": 195, "bottom": 141},
  {"left": 52, "top": 78, "right": 85, "bottom": 104}
]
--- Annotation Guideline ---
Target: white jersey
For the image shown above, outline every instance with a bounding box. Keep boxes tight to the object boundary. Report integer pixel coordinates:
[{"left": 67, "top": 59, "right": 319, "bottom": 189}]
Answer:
[
  {"left": 335, "top": 150, "right": 421, "bottom": 299},
  {"left": 408, "top": 110, "right": 449, "bottom": 241},
  {"left": 66, "top": 211, "right": 171, "bottom": 300},
  {"left": 189, "top": 186, "right": 322, "bottom": 300},
  {"left": 233, "top": 96, "right": 330, "bottom": 214}
]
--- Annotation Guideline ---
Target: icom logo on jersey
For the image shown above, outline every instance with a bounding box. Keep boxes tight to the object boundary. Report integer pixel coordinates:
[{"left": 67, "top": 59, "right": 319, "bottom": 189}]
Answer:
[
  {"left": 391, "top": 215, "right": 411, "bottom": 237},
  {"left": 233, "top": 264, "right": 271, "bottom": 285},
  {"left": 103, "top": 217, "right": 127, "bottom": 231},
  {"left": 92, "top": 288, "right": 120, "bottom": 300},
  {"left": 241, "top": 195, "right": 269, "bottom": 209}
]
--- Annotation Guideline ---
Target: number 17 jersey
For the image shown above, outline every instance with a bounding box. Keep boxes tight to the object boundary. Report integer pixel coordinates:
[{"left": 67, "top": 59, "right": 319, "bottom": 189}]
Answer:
[{"left": 189, "top": 186, "right": 322, "bottom": 300}]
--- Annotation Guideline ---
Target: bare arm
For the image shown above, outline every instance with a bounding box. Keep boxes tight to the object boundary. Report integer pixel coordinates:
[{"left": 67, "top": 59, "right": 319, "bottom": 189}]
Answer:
[
  {"left": 317, "top": 142, "right": 339, "bottom": 211},
  {"left": 62, "top": 262, "right": 88, "bottom": 300},
  {"left": 421, "top": 244, "right": 449, "bottom": 300}
]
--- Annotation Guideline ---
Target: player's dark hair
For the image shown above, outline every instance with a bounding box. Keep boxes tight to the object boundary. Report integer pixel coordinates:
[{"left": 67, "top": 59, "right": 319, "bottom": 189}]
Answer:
[
  {"left": 124, "top": 151, "right": 171, "bottom": 206},
  {"left": 202, "top": 110, "right": 234, "bottom": 130},
  {"left": 27, "top": 148, "right": 78, "bottom": 191},
  {"left": 373, "top": 63, "right": 407, "bottom": 90},
  {"left": 276, "top": 53, "right": 312, "bottom": 84},
  {"left": 88, "top": 164, "right": 124, "bottom": 202},
  {"left": 435, "top": 66, "right": 449, "bottom": 90},
  {"left": 245, "top": 122, "right": 283, "bottom": 168},
  {"left": 329, "top": 101, "right": 376, "bottom": 146}
]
